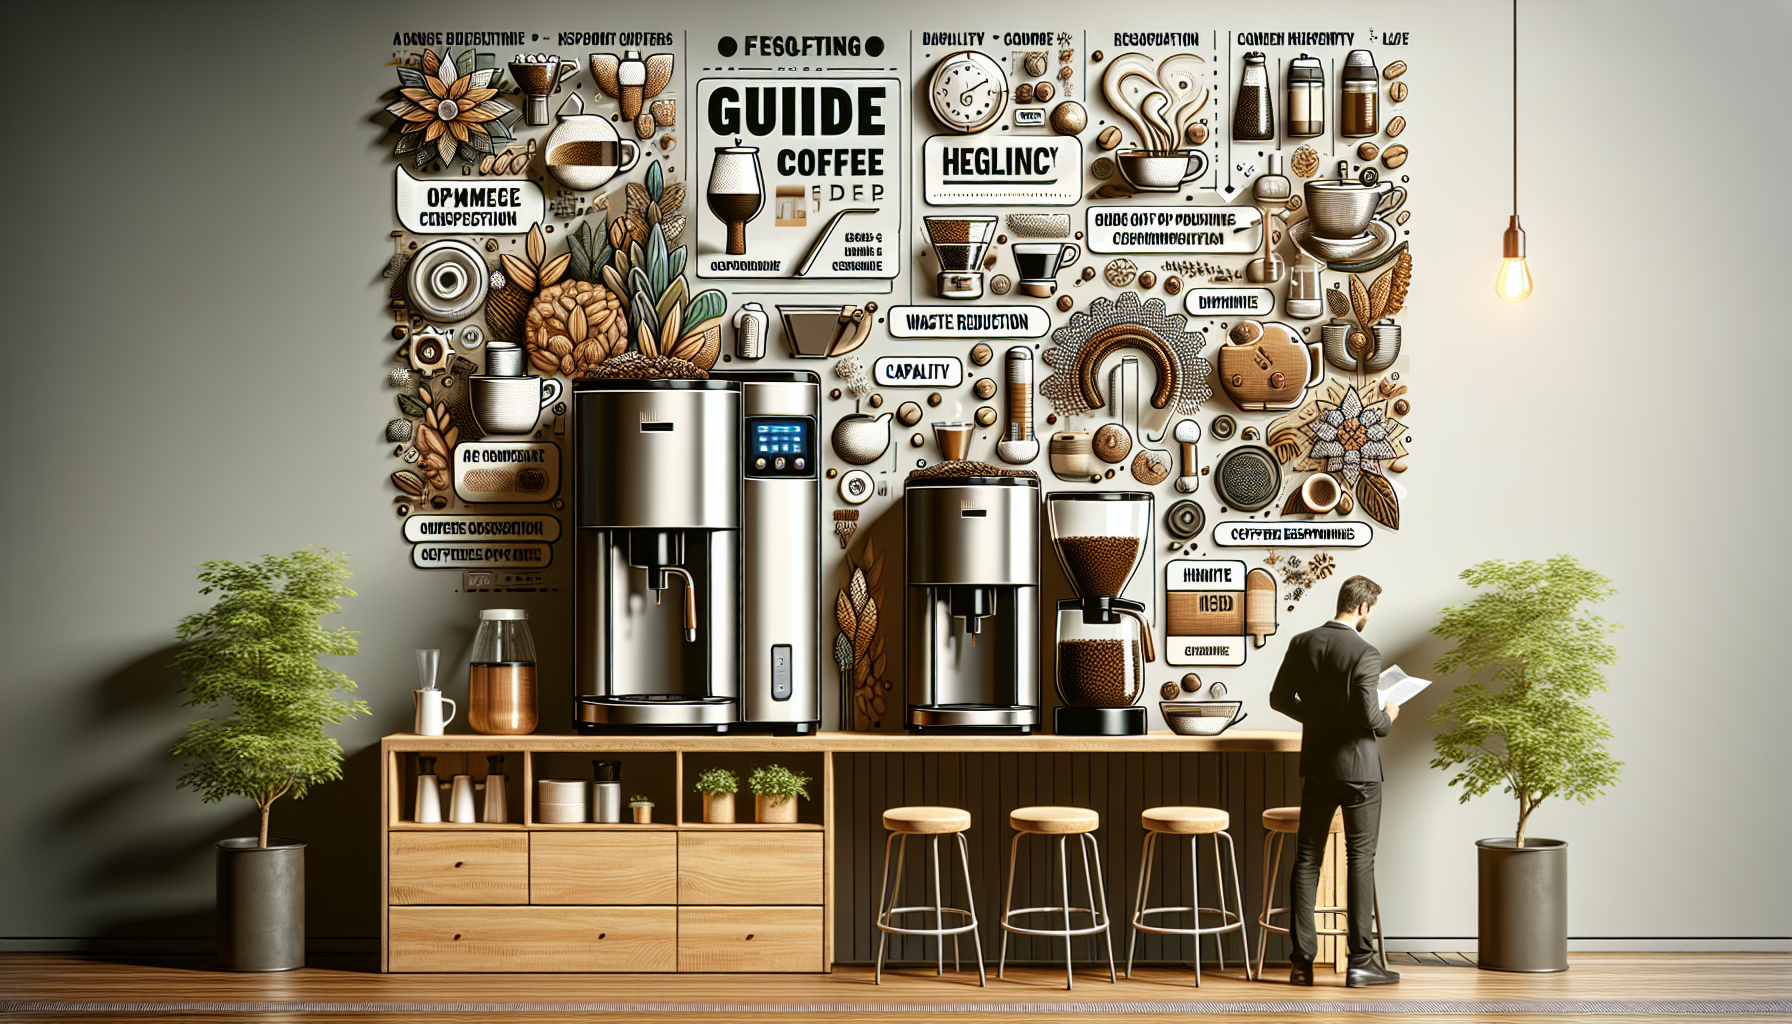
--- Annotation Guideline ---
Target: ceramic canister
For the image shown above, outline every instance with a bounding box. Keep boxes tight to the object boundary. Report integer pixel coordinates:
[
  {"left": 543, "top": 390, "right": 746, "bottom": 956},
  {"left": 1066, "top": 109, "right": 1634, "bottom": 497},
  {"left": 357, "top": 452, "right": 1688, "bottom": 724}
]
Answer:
[{"left": 537, "top": 779, "right": 590, "bottom": 823}]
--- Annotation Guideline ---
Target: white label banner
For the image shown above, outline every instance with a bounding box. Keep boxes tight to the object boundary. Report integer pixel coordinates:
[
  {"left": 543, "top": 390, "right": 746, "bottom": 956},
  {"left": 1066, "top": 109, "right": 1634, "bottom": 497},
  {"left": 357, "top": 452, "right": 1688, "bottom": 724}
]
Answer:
[
  {"left": 412, "top": 543, "right": 553, "bottom": 569},
  {"left": 694, "top": 77, "right": 902, "bottom": 280},
  {"left": 1166, "top": 635, "right": 1247, "bottom": 667},
  {"left": 452, "top": 442, "right": 560, "bottom": 503},
  {"left": 404, "top": 515, "right": 561, "bottom": 544},
  {"left": 394, "top": 166, "right": 543, "bottom": 234},
  {"left": 885, "top": 305, "right": 1052, "bottom": 338},
  {"left": 1212, "top": 521, "right": 1374, "bottom": 547},
  {"left": 1185, "top": 287, "right": 1275, "bottom": 318},
  {"left": 1086, "top": 206, "right": 1262, "bottom": 254},
  {"left": 873, "top": 356, "right": 962, "bottom": 388},
  {"left": 1164, "top": 559, "right": 1249, "bottom": 591},
  {"left": 922, "top": 135, "right": 1081, "bottom": 206}
]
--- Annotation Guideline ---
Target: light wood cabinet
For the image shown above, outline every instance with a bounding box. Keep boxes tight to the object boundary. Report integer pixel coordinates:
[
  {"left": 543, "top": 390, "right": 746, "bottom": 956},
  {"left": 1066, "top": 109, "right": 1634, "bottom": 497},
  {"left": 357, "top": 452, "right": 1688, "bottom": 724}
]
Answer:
[
  {"left": 531, "top": 832, "right": 678, "bottom": 905},
  {"left": 678, "top": 832, "right": 824, "bottom": 905},
  {"left": 389, "top": 905, "right": 676, "bottom": 972},
  {"left": 389, "top": 833, "right": 529, "bottom": 905},
  {"left": 677, "top": 906, "right": 825, "bottom": 972}
]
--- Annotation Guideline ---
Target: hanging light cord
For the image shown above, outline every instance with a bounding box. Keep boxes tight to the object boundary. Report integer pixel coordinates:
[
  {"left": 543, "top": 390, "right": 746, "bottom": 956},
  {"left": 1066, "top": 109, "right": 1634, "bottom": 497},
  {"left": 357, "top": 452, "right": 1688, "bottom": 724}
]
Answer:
[{"left": 1512, "top": 0, "right": 1519, "bottom": 216}]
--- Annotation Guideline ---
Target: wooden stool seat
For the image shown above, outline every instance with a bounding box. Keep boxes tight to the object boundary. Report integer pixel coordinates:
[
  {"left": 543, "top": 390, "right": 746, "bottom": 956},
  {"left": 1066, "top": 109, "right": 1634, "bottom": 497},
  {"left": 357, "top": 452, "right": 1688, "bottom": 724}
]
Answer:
[
  {"left": 883, "top": 806, "right": 972, "bottom": 834},
  {"left": 1142, "top": 806, "right": 1229, "bottom": 834},
  {"left": 1010, "top": 805, "right": 1100, "bottom": 834},
  {"left": 1262, "top": 805, "right": 1343, "bottom": 834}
]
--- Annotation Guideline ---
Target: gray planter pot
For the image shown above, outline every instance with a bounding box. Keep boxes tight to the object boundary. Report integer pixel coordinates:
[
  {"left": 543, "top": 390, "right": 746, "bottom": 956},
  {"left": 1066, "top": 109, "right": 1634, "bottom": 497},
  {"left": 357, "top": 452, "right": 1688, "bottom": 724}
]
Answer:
[
  {"left": 216, "top": 838, "right": 305, "bottom": 971},
  {"left": 1476, "top": 837, "right": 1567, "bottom": 972}
]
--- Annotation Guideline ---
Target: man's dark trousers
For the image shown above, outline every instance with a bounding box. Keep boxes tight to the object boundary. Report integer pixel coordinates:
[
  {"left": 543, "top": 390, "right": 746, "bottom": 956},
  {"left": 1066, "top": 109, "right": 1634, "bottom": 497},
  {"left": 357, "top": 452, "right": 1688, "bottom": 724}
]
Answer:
[{"left": 1289, "top": 777, "right": 1380, "bottom": 963}]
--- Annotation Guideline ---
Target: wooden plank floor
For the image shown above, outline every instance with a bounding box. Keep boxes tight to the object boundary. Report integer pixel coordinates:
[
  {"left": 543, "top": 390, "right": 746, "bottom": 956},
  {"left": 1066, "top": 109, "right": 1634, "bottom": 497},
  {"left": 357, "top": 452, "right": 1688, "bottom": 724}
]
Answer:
[{"left": 0, "top": 952, "right": 1786, "bottom": 1022}]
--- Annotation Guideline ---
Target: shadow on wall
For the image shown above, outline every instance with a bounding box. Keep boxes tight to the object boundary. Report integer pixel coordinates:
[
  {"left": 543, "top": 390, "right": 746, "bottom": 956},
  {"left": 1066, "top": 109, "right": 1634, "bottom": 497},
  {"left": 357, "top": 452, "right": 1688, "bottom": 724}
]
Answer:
[
  {"left": 46, "top": 643, "right": 383, "bottom": 952},
  {"left": 1377, "top": 631, "right": 1455, "bottom": 777}
]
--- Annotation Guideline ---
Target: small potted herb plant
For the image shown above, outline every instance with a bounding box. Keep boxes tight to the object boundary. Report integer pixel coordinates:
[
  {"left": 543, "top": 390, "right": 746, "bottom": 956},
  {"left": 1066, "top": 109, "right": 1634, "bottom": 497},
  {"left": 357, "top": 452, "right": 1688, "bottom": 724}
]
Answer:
[
  {"left": 694, "top": 767, "right": 739, "bottom": 823},
  {"left": 170, "top": 549, "right": 367, "bottom": 972},
  {"left": 748, "top": 764, "right": 811, "bottom": 823},
  {"left": 1429, "top": 555, "right": 1623, "bottom": 973},
  {"left": 629, "top": 794, "right": 654, "bottom": 824}
]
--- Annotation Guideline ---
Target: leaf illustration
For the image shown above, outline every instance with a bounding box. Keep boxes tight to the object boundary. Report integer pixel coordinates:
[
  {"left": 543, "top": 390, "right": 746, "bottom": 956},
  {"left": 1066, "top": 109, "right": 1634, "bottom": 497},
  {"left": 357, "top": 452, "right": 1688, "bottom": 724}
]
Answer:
[
  {"left": 538, "top": 253, "right": 571, "bottom": 288},
  {"left": 648, "top": 227, "right": 669, "bottom": 297},
  {"left": 1357, "top": 473, "right": 1400, "bottom": 530},
  {"left": 866, "top": 549, "right": 883, "bottom": 591},
  {"left": 397, "top": 393, "right": 427, "bottom": 418},
  {"left": 685, "top": 288, "right": 725, "bottom": 326},
  {"left": 646, "top": 160, "right": 664, "bottom": 201},
  {"left": 659, "top": 301, "right": 681, "bottom": 354},
  {"left": 661, "top": 213, "right": 687, "bottom": 244},
  {"left": 656, "top": 276, "right": 686, "bottom": 327},
  {"left": 626, "top": 182, "right": 652, "bottom": 220},
  {"left": 1350, "top": 275, "right": 1373, "bottom": 330},
  {"left": 636, "top": 319, "right": 658, "bottom": 358},
  {"left": 853, "top": 601, "right": 878, "bottom": 662},
  {"left": 1368, "top": 265, "right": 1394, "bottom": 321},
  {"left": 849, "top": 568, "right": 868, "bottom": 612},
  {"left": 836, "top": 589, "right": 857, "bottom": 637},
  {"left": 500, "top": 254, "right": 536, "bottom": 292},
  {"left": 873, "top": 653, "right": 887, "bottom": 678},
  {"left": 418, "top": 385, "right": 432, "bottom": 405},
  {"left": 834, "top": 632, "right": 853, "bottom": 673},
  {"left": 1384, "top": 250, "right": 1412, "bottom": 317},
  {"left": 526, "top": 223, "right": 545, "bottom": 267},
  {"left": 659, "top": 181, "right": 686, "bottom": 214},
  {"left": 602, "top": 265, "right": 628, "bottom": 308}
]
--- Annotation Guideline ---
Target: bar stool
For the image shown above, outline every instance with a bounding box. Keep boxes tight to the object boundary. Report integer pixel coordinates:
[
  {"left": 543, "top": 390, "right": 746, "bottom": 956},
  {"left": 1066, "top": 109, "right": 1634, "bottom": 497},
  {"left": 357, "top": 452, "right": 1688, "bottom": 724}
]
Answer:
[
  {"left": 1125, "top": 806, "right": 1253, "bottom": 985},
  {"left": 874, "top": 806, "right": 985, "bottom": 985},
  {"left": 998, "top": 806, "right": 1116, "bottom": 990},
  {"left": 1254, "top": 805, "right": 1387, "bottom": 978}
]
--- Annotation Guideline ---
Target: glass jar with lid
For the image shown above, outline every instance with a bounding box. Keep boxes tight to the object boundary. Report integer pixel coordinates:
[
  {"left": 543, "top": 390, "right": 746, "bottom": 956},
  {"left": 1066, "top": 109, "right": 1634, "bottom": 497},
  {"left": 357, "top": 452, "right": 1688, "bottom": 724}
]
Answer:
[
  {"left": 1286, "top": 53, "right": 1325, "bottom": 137},
  {"left": 468, "top": 609, "right": 538, "bottom": 735},
  {"left": 1341, "top": 49, "right": 1380, "bottom": 137}
]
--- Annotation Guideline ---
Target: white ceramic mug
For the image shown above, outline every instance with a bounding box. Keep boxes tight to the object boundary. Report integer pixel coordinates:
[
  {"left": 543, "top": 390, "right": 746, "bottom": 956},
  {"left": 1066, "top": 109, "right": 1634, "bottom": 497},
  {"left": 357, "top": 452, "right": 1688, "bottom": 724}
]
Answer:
[
  {"left": 413, "top": 688, "right": 456, "bottom": 736},
  {"left": 471, "top": 375, "right": 564, "bottom": 436}
]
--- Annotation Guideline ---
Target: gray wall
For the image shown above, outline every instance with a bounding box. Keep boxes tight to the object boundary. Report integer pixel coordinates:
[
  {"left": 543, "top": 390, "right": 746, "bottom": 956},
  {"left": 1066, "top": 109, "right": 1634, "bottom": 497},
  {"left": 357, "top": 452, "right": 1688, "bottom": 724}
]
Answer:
[{"left": 1, "top": 0, "right": 1785, "bottom": 950}]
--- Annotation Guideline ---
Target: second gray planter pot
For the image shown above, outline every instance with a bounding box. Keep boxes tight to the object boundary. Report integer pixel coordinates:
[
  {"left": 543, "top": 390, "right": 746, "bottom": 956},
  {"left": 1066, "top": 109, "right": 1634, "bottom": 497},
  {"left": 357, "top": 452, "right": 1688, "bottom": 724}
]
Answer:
[
  {"left": 216, "top": 838, "right": 305, "bottom": 971},
  {"left": 1476, "top": 837, "right": 1567, "bottom": 972}
]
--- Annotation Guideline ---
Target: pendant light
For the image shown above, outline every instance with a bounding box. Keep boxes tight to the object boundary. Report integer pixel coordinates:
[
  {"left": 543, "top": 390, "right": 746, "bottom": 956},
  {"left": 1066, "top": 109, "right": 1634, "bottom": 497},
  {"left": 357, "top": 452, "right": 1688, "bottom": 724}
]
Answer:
[{"left": 1495, "top": 0, "right": 1534, "bottom": 302}]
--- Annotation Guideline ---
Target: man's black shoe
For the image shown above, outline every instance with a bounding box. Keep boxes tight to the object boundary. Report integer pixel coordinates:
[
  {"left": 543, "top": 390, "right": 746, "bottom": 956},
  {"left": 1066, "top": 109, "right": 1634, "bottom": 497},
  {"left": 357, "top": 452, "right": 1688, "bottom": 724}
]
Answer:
[
  {"left": 1287, "top": 959, "right": 1314, "bottom": 986},
  {"left": 1345, "top": 959, "right": 1400, "bottom": 987}
]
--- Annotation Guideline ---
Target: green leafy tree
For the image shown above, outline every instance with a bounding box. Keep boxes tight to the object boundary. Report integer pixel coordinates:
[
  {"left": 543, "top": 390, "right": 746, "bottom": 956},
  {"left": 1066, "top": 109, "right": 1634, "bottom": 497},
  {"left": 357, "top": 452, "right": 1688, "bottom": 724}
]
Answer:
[
  {"left": 170, "top": 549, "right": 368, "bottom": 848},
  {"left": 1428, "top": 556, "right": 1622, "bottom": 846}
]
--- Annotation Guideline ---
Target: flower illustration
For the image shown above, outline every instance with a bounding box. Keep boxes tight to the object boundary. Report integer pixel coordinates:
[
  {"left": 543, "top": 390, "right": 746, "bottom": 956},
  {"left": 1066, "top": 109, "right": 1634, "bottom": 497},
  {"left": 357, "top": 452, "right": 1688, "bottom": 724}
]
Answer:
[
  {"left": 386, "top": 49, "right": 518, "bottom": 169},
  {"left": 1308, "top": 385, "right": 1399, "bottom": 486}
]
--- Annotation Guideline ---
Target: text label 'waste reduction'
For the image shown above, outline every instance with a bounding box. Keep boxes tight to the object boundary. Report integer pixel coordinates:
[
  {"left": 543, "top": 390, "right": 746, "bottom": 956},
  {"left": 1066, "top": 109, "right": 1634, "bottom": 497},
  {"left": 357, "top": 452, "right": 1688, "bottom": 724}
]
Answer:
[
  {"left": 885, "top": 305, "right": 1051, "bottom": 338},
  {"left": 1087, "top": 206, "right": 1262, "bottom": 254}
]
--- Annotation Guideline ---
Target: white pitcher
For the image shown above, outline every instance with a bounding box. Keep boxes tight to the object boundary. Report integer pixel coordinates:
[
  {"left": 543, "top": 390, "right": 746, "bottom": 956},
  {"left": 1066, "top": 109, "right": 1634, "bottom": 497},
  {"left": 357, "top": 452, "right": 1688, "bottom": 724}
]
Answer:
[{"left": 413, "top": 688, "right": 456, "bottom": 736}]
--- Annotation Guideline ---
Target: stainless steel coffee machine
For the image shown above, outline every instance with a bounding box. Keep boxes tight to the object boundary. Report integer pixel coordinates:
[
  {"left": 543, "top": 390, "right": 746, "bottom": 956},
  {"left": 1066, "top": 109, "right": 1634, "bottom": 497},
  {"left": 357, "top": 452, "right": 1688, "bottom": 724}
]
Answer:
[
  {"left": 573, "top": 374, "right": 820, "bottom": 734},
  {"left": 905, "top": 473, "right": 1041, "bottom": 733}
]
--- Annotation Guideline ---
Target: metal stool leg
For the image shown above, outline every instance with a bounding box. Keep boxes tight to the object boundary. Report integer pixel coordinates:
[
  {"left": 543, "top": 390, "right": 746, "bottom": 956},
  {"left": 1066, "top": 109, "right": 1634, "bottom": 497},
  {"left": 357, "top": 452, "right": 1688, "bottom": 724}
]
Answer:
[
  {"left": 1084, "top": 832, "right": 1117, "bottom": 983},
  {"left": 998, "top": 831, "right": 1020, "bottom": 980},
  {"left": 1126, "top": 830, "right": 1154, "bottom": 979},
  {"left": 1220, "top": 829, "right": 1254, "bottom": 980},
  {"left": 1255, "top": 828, "right": 1281, "bottom": 979},
  {"left": 1207, "top": 833, "right": 1227, "bottom": 973},
  {"left": 1057, "top": 835, "right": 1074, "bottom": 989},
  {"left": 874, "top": 831, "right": 905, "bottom": 985},
  {"left": 930, "top": 835, "right": 945, "bottom": 977},
  {"left": 955, "top": 831, "right": 987, "bottom": 986}
]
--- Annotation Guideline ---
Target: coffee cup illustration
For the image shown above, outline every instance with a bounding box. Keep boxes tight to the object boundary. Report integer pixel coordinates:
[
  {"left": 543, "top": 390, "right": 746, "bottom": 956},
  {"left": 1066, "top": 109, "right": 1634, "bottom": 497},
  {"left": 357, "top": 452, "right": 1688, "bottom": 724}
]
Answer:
[
  {"left": 472, "top": 374, "right": 564, "bottom": 436},
  {"left": 1115, "top": 149, "right": 1208, "bottom": 192},
  {"left": 509, "top": 56, "right": 579, "bottom": 126},
  {"left": 1010, "top": 242, "right": 1081, "bottom": 297},
  {"left": 543, "top": 92, "right": 640, "bottom": 191}
]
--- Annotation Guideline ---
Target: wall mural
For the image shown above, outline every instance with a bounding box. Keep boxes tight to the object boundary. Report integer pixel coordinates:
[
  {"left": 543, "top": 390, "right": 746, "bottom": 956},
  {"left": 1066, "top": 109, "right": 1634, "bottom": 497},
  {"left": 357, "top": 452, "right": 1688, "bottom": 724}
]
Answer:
[{"left": 375, "top": 26, "right": 1417, "bottom": 733}]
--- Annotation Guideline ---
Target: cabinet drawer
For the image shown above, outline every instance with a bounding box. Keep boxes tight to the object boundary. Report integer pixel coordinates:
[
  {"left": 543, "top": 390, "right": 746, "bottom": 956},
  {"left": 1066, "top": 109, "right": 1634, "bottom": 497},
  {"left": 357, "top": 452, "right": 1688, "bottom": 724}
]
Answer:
[
  {"left": 677, "top": 906, "right": 823, "bottom": 972},
  {"left": 532, "top": 832, "right": 677, "bottom": 905},
  {"left": 389, "top": 905, "right": 676, "bottom": 972},
  {"left": 678, "top": 832, "right": 823, "bottom": 905},
  {"left": 389, "top": 833, "right": 528, "bottom": 905}
]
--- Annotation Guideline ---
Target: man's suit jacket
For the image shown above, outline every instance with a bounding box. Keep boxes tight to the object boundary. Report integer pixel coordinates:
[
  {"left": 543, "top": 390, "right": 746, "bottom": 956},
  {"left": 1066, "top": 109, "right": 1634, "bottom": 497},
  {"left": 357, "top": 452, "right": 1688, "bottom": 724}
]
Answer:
[{"left": 1269, "top": 620, "right": 1391, "bottom": 781}]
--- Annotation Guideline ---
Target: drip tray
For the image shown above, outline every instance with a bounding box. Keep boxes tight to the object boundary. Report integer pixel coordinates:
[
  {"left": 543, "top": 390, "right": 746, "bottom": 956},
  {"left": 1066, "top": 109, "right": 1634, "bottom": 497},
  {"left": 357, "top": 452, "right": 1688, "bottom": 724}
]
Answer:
[
  {"left": 576, "top": 694, "right": 738, "bottom": 730},
  {"left": 908, "top": 703, "right": 1038, "bottom": 733}
]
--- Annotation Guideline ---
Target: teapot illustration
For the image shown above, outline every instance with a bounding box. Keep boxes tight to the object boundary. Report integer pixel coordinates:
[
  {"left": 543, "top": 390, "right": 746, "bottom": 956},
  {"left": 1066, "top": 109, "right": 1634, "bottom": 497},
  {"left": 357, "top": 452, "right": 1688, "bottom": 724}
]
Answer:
[
  {"left": 1215, "top": 319, "right": 1324, "bottom": 412},
  {"left": 831, "top": 411, "right": 893, "bottom": 465}
]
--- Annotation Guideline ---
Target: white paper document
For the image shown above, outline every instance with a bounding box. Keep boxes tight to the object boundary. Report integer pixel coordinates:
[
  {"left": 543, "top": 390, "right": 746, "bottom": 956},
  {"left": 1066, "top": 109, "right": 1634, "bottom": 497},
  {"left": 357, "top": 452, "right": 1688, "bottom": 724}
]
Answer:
[{"left": 1378, "top": 665, "right": 1433, "bottom": 707}]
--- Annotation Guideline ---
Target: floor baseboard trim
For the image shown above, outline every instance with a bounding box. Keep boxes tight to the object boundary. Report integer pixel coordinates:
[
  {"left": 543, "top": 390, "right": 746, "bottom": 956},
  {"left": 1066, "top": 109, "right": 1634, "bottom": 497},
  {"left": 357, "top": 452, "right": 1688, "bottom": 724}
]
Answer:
[
  {"left": 0, "top": 937, "right": 378, "bottom": 955},
  {"left": 1384, "top": 938, "right": 1792, "bottom": 953}
]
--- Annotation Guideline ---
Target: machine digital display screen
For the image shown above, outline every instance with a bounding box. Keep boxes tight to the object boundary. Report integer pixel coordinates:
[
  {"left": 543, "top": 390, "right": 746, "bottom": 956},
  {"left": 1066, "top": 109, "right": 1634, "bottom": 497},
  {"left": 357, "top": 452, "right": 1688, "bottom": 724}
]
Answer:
[{"left": 746, "top": 417, "right": 815, "bottom": 477}]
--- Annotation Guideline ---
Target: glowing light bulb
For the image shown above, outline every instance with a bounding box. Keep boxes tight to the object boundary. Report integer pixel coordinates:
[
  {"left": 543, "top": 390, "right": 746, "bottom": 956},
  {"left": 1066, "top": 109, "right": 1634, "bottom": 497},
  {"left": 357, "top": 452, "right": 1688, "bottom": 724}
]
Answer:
[
  {"left": 1495, "top": 257, "right": 1533, "bottom": 303},
  {"left": 1495, "top": 214, "right": 1533, "bottom": 303}
]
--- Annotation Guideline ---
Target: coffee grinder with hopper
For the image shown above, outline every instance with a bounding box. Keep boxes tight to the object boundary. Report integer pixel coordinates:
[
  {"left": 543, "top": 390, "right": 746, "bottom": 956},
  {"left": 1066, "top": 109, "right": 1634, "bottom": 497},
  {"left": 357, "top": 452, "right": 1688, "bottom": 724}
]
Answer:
[{"left": 1046, "top": 491, "right": 1157, "bottom": 735}]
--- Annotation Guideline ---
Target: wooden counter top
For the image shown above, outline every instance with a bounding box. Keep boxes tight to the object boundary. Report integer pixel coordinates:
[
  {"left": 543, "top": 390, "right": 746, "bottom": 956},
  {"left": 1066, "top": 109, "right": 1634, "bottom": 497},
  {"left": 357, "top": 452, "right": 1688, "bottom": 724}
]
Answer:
[{"left": 381, "top": 729, "right": 1298, "bottom": 753}]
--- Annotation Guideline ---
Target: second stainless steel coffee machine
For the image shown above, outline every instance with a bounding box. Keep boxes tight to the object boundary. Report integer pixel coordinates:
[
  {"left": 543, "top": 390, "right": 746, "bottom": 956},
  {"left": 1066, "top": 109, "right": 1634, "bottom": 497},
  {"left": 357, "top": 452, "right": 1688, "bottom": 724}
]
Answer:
[
  {"left": 905, "top": 471, "right": 1041, "bottom": 733},
  {"left": 573, "top": 374, "right": 820, "bottom": 733}
]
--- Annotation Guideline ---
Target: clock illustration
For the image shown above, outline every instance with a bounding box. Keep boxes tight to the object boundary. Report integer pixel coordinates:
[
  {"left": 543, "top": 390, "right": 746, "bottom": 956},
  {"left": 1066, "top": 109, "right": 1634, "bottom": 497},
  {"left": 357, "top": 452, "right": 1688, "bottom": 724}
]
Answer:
[{"left": 928, "top": 50, "right": 1008, "bottom": 133}]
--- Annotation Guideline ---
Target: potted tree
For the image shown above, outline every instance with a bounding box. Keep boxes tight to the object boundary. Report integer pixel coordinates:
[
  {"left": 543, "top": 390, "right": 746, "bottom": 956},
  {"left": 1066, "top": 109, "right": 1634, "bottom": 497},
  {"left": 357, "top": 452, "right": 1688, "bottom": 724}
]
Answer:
[
  {"left": 748, "top": 764, "right": 812, "bottom": 824},
  {"left": 170, "top": 549, "right": 368, "bottom": 971},
  {"left": 694, "top": 767, "right": 739, "bottom": 823},
  {"left": 630, "top": 795, "right": 655, "bottom": 824},
  {"left": 1428, "top": 555, "right": 1622, "bottom": 973}
]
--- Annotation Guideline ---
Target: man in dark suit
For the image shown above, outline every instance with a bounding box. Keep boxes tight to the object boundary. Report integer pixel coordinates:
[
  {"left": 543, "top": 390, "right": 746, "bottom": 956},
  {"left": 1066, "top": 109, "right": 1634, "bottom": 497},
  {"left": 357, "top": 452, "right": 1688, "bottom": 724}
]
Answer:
[{"left": 1269, "top": 575, "right": 1401, "bottom": 987}]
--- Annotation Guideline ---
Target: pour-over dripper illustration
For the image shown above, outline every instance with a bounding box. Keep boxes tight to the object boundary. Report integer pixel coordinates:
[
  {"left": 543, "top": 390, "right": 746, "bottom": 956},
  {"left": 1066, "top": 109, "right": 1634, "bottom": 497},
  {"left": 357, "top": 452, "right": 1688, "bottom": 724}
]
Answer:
[
  {"left": 708, "top": 142, "right": 765, "bottom": 256},
  {"left": 922, "top": 216, "right": 998, "bottom": 299},
  {"left": 508, "top": 54, "right": 578, "bottom": 126}
]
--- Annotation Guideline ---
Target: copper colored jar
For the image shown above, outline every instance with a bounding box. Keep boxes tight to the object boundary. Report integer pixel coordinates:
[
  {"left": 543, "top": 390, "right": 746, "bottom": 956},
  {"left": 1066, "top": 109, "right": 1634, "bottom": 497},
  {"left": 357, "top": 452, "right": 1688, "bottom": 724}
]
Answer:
[{"left": 468, "top": 609, "right": 538, "bottom": 734}]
